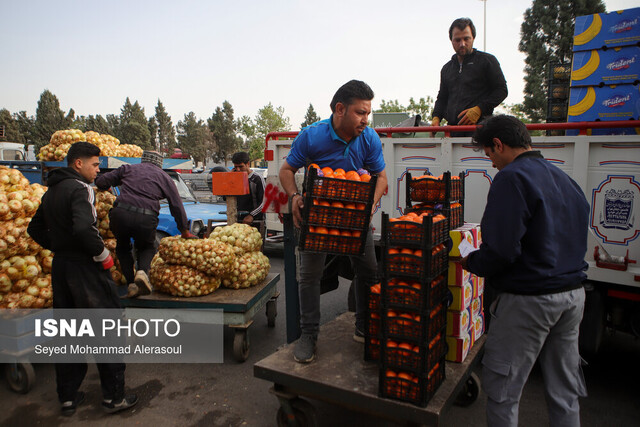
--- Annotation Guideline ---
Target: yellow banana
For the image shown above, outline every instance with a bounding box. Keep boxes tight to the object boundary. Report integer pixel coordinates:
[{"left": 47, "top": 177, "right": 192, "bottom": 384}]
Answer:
[
  {"left": 574, "top": 14, "right": 602, "bottom": 46},
  {"left": 571, "top": 50, "right": 600, "bottom": 82},
  {"left": 568, "top": 87, "right": 596, "bottom": 116}
]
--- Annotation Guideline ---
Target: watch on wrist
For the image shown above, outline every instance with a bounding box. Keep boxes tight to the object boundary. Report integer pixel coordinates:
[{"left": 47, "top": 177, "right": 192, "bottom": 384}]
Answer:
[{"left": 292, "top": 192, "right": 302, "bottom": 200}]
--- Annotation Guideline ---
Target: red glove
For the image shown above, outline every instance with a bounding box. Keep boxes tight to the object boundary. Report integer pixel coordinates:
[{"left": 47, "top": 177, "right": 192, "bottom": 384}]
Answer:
[
  {"left": 181, "top": 230, "right": 197, "bottom": 239},
  {"left": 101, "top": 254, "right": 114, "bottom": 270}
]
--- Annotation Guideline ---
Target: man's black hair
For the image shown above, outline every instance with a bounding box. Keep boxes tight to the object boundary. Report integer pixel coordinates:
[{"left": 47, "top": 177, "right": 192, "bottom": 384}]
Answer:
[
  {"left": 232, "top": 152, "right": 250, "bottom": 164},
  {"left": 472, "top": 115, "right": 532, "bottom": 150},
  {"left": 449, "top": 17, "right": 476, "bottom": 40},
  {"left": 330, "top": 80, "right": 374, "bottom": 112},
  {"left": 66, "top": 141, "right": 100, "bottom": 166}
]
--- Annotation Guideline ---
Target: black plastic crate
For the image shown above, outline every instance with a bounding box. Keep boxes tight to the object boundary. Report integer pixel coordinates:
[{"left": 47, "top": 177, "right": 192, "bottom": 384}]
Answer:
[
  {"left": 380, "top": 327, "right": 447, "bottom": 372},
  {"left": 382, "top": 246, "right": 448, "bottom": 282},
  {"left": 547, "top": 99, "right": 568, "bottom": 121},
  {"left": 381, "top": 212, "right": 449, "bottom": 249},
  {"left": 406, "top": 171, "right": 464, "bottom": 204},
  {"left": 408, "top": 202, "right": 463, "bottom": 230},
  {"left": 364, "top": 335, "right": 381, "bottom": 362},
  {"left": 381, "top": 301, "right": 447, "bottom": 343},
  {"left": 299, "top": 230, "right": 366, "bottom": 256},
  {"left": 382, "top": 275, "right": 447, "bottom": 313},
  {"left": 365, "top": 309, "right": 381, "bottom": 338},
  {"left": 305, "top": 167, "right": 377, "bottom": 204},
  {"left": 547, "top": 62, "right": 571, "bottom": 81},
  {"left": 548, "top": 82, "right": 569, "bottom": 100},
  {"left": 306, "top": 203, "right": 370, "bottom": 230},
  {"left": 378, "top": 358, "right": 446, "bottom": 407}
]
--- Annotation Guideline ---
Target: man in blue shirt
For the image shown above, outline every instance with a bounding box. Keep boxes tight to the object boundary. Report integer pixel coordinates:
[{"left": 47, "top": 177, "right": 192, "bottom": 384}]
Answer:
[
  {"left": 280, "top": 80, "right": 388, "bottom": 363},
  {"left": 460, "top": 115, "right": 589, "bottom": 426}
]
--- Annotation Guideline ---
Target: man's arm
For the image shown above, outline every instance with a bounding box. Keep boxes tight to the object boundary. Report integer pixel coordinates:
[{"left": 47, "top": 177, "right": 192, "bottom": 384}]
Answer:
[
  {"left": 94, "top": 166, "right": 124, "bottom": 190},
  {"left": 279, "top": 160, "right": 303, "bottom": 228},
  {"left": 372, "top": 170, "right": 388, "bottom": 215},
  {"left": 477, "top": 54, "right": 508, "bottom": 116},
  {"left": 245, "top": 173, "right": 266, "bottom": 224},
  {"left": 27, "top": 200, "right": 51, "bottom": 250},
  {"left": 432, "top": 67, "right": 449, "bottom": 125},
  {"left": 70, "top": 185, "right": 108, "bottom": 258}
]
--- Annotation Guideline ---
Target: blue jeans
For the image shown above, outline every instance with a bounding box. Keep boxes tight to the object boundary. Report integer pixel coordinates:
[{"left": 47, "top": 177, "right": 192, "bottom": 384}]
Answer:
[{"left": 298, "top": 227, "right": 377, "bottom": 335}]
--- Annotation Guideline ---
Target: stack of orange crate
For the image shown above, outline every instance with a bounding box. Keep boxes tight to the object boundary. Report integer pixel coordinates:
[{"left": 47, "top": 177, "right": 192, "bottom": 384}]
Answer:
[
  {"left": 371, "top": 211, "right": 450, "bottom": 407},
  {"left": 299, "top": 167, "right": 377, "bottom": 256},
  {"left": 406, "top": 171, "right": 465, "bottom": 230}
]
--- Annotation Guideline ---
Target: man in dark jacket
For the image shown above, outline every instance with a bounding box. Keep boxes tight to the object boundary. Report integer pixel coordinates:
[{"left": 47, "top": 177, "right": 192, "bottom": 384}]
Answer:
[
  {"left": 28, "top": 141, "right": 138, "bottom": 415},
  {"left": 231, "top": 151, "right": 265, "bottom": 225},
  {"left": 95, "top": 151, "right": 195, "bottom": 298},
  {"left": 460, "top": 116, "right": 589, "bottom": 426},
  {"left": 431, "top": 17, "right": 507, "bottom": 135}
]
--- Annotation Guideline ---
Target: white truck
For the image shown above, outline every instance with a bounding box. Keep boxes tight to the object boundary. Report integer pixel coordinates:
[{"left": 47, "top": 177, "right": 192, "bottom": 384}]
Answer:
[{"left": 265, "top": 124, "right": 640, "bottom": 354}]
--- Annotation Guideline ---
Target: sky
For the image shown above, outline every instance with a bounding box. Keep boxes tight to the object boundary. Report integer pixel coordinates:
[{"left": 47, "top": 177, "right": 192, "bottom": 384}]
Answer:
[{"left": 1, "top": 0, "right": 638, "bottom": 129}]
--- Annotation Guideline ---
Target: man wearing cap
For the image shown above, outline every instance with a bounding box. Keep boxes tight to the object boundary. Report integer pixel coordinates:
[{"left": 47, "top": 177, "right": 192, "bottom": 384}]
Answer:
[{"left": 95, "top": 151, "right": 196, "bottom": 298}]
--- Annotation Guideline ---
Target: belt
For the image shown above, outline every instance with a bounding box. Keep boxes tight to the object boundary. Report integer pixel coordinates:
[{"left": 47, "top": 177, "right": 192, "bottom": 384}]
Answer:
[{"left": 114, "top": 202, "right": 157, "bottom": 217}]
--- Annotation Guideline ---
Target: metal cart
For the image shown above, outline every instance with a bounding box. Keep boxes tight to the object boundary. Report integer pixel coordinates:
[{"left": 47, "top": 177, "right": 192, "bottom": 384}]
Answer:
[
  {"left": 254, "top": 311, "right": 483, "bottom": 427},
  {"left": 121, "top": 273, "right": 280, "bottom": 362}
]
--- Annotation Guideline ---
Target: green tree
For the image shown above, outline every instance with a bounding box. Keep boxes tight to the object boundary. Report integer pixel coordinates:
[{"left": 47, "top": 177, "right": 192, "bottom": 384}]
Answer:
[
  {"left": 34, "top": 89, "right": 67, "bottom": 148},
  {"left": 177, "top": 112, "right": 213, "bottom": 164},
  {"left": 249, "top": 103, "right": 291, "bottom": 162},
  {"left": 375, "top": 97, "right": 434, "bottom": 119},
  {"left": 155, "top": 100, "right": 176, "bottom": 156},
  {"left": 300, "top": 103, "right": 321, "bottom": 129},
  {"left": 208, "top": 101, "right": 241, "bottom": 164},
  {"left": 13, "top": 111, "right": 36, "bottom": 143},
  {"left": 376, "top": 99, "right": 405, "bottom": 112},
  {"left": 148, "top": 117, "right": 158, "bottom": 150},
  {"left": 0, "top": 109, "right": 24, "bottom": 143},
  {"left": 82, "top": 114, "right": 112, "bottom": 134},
  {"left": 519, "top": 0, "right": 605, "bottom": 121},
  {"left": 117, "top": 98, "right": 151, "bottom": 149}
]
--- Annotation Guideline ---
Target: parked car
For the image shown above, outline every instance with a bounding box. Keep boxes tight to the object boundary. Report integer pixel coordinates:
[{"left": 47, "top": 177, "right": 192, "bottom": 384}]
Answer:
[{"left": 182, "top": 166, "right": 230, "bottom": 191}]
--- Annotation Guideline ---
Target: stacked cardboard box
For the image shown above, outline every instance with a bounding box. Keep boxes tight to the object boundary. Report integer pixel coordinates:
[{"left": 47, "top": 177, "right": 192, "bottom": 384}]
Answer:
[
  {"left": 446, "top": 223, "right": 485, "bottom": 363},
  {"left": 568, "top": 8, "right": 640, "bottom": 135}
]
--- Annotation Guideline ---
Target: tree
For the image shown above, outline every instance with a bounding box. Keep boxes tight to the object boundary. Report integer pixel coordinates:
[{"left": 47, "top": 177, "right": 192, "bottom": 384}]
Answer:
[
  {"left": 82, "top": 114, "right": 112, "bottom": 134},
  {"left": 148, "top": 117, "right": 158, "bottom": 150},
  {"left": 376, "top": 99, "right": 405, "bottom": 113},
  {"left": 249, "top": 103, "right": 291, "bottom": 162},
  {"left": 519, "top": 0, "right": 605, "bottom": 122},
  {"left": 375, "top": 97, "right": 434, "bottom": 120},
  {"left": 34, "top": 90, "right": 67, "bottom": 148},
  {"left": 177, "top": 112, "right": 213, "bottom": 164},
  {"left": 13, "top": 111, "right": 36, "bottom": 144},
  {"left": 0, "top": 109, "right": 24, "bottom": 143},
  {"left": 116, "top": 98, "right": 151, "bottom": 149},
  {"left": 300, "top": 104, "right": 321, "bottom": 129},
  {"left": 208, "top": 101, "right": 241, "bottom": 164},
  {"left": 155, "top": 100, "right": 176, "bottom": 156}
]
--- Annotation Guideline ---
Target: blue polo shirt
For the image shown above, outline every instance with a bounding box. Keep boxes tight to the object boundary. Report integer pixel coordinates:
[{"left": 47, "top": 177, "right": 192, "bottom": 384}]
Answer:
[{"left": 286, "top": 117, "right": 386, "bottom": 173}]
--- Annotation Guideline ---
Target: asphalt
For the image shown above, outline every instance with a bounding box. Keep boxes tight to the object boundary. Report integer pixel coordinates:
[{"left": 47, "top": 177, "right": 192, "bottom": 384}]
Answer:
[{"left": 1, "top": 244, "right": 639, "bottom": 426}]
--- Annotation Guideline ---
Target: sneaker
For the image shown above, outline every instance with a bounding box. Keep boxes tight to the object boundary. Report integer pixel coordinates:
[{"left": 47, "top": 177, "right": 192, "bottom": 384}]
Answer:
[
  {"left": 134, "top": 270, "right": 152, "bottom": 296},
  {"left": 353, "top": 327, "right": 365, "bottom": 344},
  {"left": 102, "top": 394, "right": 138, "bottom": 414},
  {"left": 121, "top": 283, "right": 139, "bottom": 299},
  {"left": 61, "top": 391, "right": 85, "bottom": 416},
  {"left": 293, "top": 334, "right": 317, "bottom": 363}
]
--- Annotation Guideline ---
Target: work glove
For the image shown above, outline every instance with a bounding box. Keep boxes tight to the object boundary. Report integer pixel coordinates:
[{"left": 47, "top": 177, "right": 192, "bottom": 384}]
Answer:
[
  {"left": 457, "top": 106, "right": 481, "bottom": 125},
  {"left": 93, "top": 248, "right": 114, "bottom": 270},
  {"left": 181, "top": 230, "right": 198, "bottom": 239},
  {"left": 430, "top": 117, "right": 441, "bottom": 137}
]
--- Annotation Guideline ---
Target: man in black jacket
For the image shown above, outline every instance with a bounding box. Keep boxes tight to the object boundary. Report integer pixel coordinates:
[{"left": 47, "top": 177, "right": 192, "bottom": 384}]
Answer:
[
  {"left": 231, "top": 151, "right": 265, "bottom": 225},
  {"left": 431, "top": 17, "right": 507, "bottom": 135},
  {"left": 461, "top": 116, "right": 589, "bottom": 426},
  {"left": 28, "top": 141, "right": 137, "bottom": 415}
]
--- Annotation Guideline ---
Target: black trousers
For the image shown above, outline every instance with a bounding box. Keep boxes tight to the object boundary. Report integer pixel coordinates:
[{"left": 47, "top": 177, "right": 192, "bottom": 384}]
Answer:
[
  {"left": 51, "top": 256, "right": 126, "bottom": 402},
  {"left": 109, "top": 207, "right": 159, "bottom": 285}
]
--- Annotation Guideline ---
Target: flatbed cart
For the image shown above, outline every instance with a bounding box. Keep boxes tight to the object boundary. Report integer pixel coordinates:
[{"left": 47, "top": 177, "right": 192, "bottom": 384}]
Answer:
[
  {"left": 254, "top": 311, "right": 484, "bottom": 427},
  {"left": 121, "top": 273, "right": 280, "bottom": 362}
]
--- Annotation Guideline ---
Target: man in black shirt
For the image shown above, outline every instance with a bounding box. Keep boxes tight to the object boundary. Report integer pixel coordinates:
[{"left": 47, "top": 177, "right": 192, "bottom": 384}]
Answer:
[
  {"left": 431, "top": 17, "right": 508, "bottom": 135},
  {"left": 231, "top": 152, "right": 265, "bottom": 225}
]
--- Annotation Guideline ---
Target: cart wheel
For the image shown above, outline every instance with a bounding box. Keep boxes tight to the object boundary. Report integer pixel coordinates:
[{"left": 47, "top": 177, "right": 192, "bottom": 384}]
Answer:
[
  {"left": 233, "top": 329, "right": 250, "bottom": 362},
  {"left": 5, "top": 362, "right": 36, "bottom": 394},
  {"left": 454, "top": 372, "right": 480, "bottom": 407},
  {"left": 266, "top": 300, "right": 277, "bottom": 327},
  {"left": 276, "top": 398, "right": 318, "bottom": 427}
]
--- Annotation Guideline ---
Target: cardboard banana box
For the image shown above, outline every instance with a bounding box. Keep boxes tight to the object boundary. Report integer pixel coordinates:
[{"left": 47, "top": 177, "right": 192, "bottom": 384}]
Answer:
[
  {"left": 573, "top": 8, "right": 640, "bottom": 52},
  {"left": 568, "top": 84, "right": 640, "bottom": 122},
  {"left": 571, "top": 46, "right": 640, "bottom": 87}
]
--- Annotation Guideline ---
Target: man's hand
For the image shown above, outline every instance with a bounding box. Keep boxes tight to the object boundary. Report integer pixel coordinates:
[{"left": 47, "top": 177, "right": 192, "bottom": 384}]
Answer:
[
  {"left": 291, "top": 194, "right": 304, "bottom": 228},
  {"left": 460, "top": 256, "right": 469, "bottom": 271},
  {"left": 242, "top": 214, "right": 254, "bottom": 225},
  {"left": 93, "top": 248, "right": 113, "bottom": 270},
  {"left": 181, "top": 230, "right": 198, "bottom": 239},
  {"left": 431, "top": 117, "right": 441, "bottom": 137},
  {"left": 457, "top": 106, "right": 481, "bottom": 125},
  {"left": 101, "top": 254, "right": 114, "bottom": 270}
]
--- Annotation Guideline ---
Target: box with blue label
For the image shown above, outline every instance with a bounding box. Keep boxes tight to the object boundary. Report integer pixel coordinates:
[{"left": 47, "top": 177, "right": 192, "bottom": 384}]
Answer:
[
  {"left": 573, "top": 8, "right": 640, "bottom": 52},
  {"left": 567, "top": 84, "right": 640, "bottom": 122},
  {"left": 571, "top": 46, "right": 640, "bottom": 87}
]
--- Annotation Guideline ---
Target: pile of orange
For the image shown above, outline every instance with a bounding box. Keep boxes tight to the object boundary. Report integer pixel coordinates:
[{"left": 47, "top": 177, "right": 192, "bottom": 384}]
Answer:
[
  {"left": 389, "top": 212, "right": 446, "bottom": 225},
  {"left": 308, "top": 226, "right": 361, "bottom": 238},
  {"left": 309, "top": 164, "right": 372, "bottom": 183}
]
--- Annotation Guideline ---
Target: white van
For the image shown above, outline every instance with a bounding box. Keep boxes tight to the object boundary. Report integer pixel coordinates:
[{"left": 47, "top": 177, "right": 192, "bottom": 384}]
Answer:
[{"left": 0, "top": 143, "right": 26, "bottom": 161}]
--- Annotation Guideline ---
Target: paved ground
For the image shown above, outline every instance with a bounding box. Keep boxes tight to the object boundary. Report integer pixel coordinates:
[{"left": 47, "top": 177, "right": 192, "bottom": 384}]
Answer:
[{"left": 1, "top": 245, "right": 639, "bottom": 426}]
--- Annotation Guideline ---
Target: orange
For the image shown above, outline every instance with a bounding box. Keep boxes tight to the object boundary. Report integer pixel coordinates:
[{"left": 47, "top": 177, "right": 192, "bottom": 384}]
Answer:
[
  {"left": 334, "top": 168, "right": 346, "bottom": 176},
  {"left": 398, "top": 372, "right": 412, "bottom": 381},
  {"left": 386, "top": 340, "right": 398, "bottom": 348},
  {"left": 308, "top": 226, "right": 316, "bottom": 233},
  {"left": 371, "top": 283, "right": 381, "bottom": 294},
  {"left": 386, "top": 370, "right": 397, "bottom": 378},
  {"left": 345, "top": 170, "right": 361, "bottom": 181},
  {"left": 355, "top": 203, "right": 366, "bottom": 210},
  {"left": 389, "top": 217, "right": 400, "bottom": 222},
  {"left": 406, "top": 212, "right": 418, "bottom": 218},
  {"left": 398, "top": 342, "right": 413, "bottom": 351},
  {"left": 331, "top": 201, "right": 344, "bottom": 208},
  {"left": 400, "top": 248, "right": 413, "bottom": 255},
  {"left": 313, "top": 199, "right": 319, "bottom": 205},
  {"left": 411, "top": 282, "right": 422, "bottom": 290},
  {"left": 308, "top": 163, "right": 320, "bottom": 170},
  {"left": 412, "top": 345, "right": 420, "bottom": 353},
  {"left": 387, "top": 310, "right": 398, "bottom": 317},
  {"left": 340, "top": 230, "right": 352, "bottom": 237},
  {"left": 318, "top": 199, "right": 330, "bottom": 207},
  {"left": 315, "top": 226, "right": 328, "bottom": 234},
  {"left": 328, "top": 229, "right": 340, "bottom": 235},
  {"left": 414, "top": 249, "right": 423, "bottom": 257},
  {"left": 388, "top": 248, "right": 399, "bottom": 254},
  {"left": 360, "top": 174, "right": 372, "bottom": 183},
  {"left": 413, "top": 314, "right": 421, "bottom": 322},
  {"left": 371, "top": 312, "right": 380, "bottom": 319},
  {"left": 352, "top": 230, "right": 361, "bottom": 238},
  {"left": 344, "top": 202, "right": 356, "bottom": 210},
  {"left": 321, "top": 167, "right": 333, "bottom": 176}
]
